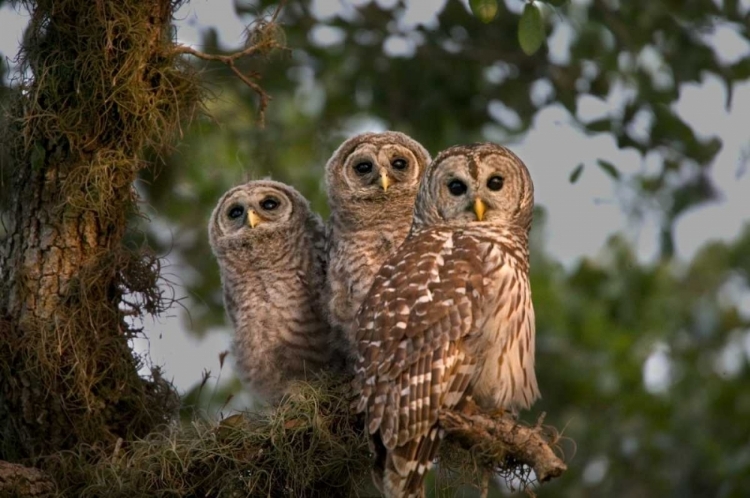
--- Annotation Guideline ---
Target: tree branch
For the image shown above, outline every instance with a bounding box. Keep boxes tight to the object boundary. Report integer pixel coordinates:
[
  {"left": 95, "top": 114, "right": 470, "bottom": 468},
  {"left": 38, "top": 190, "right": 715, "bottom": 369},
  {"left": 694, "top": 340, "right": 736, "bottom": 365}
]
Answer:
[
  {"left": 0, "top": 461, "right": 55, "bottom": 497},
  {"left": 171, "top": 3, "right": 287, "bottom": 126},
  {"left": 439, "top": 410, "right": 567, "bottom": 483}
]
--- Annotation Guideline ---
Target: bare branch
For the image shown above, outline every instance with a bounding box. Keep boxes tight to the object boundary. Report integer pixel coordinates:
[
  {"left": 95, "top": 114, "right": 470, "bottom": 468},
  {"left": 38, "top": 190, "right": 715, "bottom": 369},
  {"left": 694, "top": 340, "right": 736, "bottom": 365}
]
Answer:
[
  {"left": 171, "top": 2, "right": 286, "bottom": 125},
  {"left": 439, "top": 410, "right": 568, "bottom": 483},
  {"left": 228, "top": 64, "right": 271, "bottom": 125},
  {"left": 171, "top": 41, "right": 268, "bottom": 64}
]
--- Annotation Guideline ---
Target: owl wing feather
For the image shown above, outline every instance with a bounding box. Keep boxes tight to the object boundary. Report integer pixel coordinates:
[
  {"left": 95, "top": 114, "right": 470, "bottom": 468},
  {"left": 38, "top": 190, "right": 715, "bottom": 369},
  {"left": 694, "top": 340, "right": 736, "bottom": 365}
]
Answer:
[{"left": 355, "top": 228, "right": 489, "bottom": 498}]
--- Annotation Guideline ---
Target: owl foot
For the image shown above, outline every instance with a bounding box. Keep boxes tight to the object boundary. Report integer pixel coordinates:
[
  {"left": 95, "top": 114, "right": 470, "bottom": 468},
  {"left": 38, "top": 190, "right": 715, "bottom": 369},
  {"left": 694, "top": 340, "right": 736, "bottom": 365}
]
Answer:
[
  {"left": 457, "top": 396, "right": 480, "bottom": 416},
  {"left": 487, "top": 407, "right": 507, "bottom": 420}
]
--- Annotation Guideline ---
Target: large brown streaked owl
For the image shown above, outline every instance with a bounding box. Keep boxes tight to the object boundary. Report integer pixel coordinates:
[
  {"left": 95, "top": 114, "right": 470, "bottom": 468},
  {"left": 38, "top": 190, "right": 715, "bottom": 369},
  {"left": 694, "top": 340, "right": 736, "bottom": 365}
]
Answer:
[
  {"left": 354, "top": 143, "right": 540, "bottom": 498},
  {"left": 208, "top": 179, "right": 337, "bottom": 404},
  {"left": 324, "top": 131, "right": 431, "bottom": 364}
]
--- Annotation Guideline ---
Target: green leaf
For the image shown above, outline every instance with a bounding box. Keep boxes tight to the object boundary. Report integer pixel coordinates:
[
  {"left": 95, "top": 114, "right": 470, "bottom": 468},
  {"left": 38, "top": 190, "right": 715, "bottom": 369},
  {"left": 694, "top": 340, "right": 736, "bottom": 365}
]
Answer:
[
  {"left": 518, "top": 3, "right": 545, "bottom": 55},
  {"left": 585, "top": 118, "right": 612, "bottom": 133},
  {"left": 546, "top": 0, "right": 568, "bottom": 6},
  {"left": 569, "top": 163, "right": 584, "bottom": 183},
  {"left": 597, "top": 159, "right": 621, "bottom": 180},
  {"left": 730, "top": 56, "right": 750, "bottom": 79},
  {"left": 470, "top": 0, "right": 498, "bottom": 23}
]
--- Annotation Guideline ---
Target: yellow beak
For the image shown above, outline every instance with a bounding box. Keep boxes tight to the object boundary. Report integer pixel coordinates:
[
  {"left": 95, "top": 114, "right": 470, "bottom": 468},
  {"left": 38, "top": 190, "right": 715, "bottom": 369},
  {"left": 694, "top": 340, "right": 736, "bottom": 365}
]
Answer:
[
  {"left": 248, "top": 210, "right": 262, "bottom": 228},
  {"left": 474, "top": 198, "right": 486, "bottom": 221},
  {"left": 379, "top": 171, "right": 391, "bottom": 191}
]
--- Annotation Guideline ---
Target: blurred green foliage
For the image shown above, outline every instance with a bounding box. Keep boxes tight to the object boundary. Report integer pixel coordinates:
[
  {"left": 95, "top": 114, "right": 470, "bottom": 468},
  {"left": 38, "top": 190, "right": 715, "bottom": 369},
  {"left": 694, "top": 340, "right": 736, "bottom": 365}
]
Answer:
[
  {"left": 529, "top": 215, "right": 750, "bottom": 497},
  {"left": 2, "top": 0, "right": 747, "bottom": 495}
]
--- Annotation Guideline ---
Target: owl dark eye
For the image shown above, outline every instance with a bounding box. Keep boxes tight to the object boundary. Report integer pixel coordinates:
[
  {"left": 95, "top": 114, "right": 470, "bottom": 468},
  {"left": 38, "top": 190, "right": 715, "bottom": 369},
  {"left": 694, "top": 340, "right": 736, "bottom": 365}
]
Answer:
[
  {"left": 487, "top": 175, "right": 504, "bottom": 191},
  {"left": 260, "top": 197, "right": 279, "bottom": 211},
  {"left": 354, "top": 161, "right": 373, "bottom": 175},
  {"left": 391, "top": 158, "right": 408, "bottom": 170},
  {"left": 447, "top": 179, "right": 468, "bottom": 196},
  {"left": 227, "top": 206, "right": 244, "bottom": 219}
]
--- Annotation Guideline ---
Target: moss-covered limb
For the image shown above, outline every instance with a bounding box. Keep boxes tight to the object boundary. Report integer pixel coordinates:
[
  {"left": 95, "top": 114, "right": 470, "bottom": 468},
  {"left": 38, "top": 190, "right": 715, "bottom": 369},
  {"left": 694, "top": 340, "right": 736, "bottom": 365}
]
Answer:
[
  {"left": 0, "top": 460, "right": 55, "bottom": 497},
  {"left": 439, "top": 410, "right": 567, "bottom": 483},
  {"left": 32, "top": 378, "right": 565, "bottom": 497},
  {"left": 39, "top": 379, "right": 373, "bottom": 498}
]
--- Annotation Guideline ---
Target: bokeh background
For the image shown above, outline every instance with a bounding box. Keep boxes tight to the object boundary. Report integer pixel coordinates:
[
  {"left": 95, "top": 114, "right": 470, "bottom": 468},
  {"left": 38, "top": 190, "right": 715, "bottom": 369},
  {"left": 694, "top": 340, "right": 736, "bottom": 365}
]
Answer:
[{"left": 2, "top": 0, "right": 750, "bottom": 496}]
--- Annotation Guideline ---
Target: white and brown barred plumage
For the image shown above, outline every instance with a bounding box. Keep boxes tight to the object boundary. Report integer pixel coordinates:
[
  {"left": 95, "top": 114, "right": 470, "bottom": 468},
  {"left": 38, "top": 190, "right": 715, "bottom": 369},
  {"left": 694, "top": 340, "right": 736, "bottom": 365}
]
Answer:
[
  {"left": 354, "top": 143, "right": 540, "bottom": 498},
  {"left": 208, "top": 180, "right": 337, "bottom": 404},
  {"left": 324, "top": 131, "right": 431, "bottom": 365}
]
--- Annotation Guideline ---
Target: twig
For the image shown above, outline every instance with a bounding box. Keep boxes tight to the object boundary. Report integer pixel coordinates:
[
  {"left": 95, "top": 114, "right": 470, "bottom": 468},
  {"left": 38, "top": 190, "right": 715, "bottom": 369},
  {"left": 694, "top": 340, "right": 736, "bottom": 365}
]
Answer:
[
  {"left": 171, "top": 3, "right": 286, "bottom": 125},
  {"left": 112, "top": 437, "right": 123, "bottom": 461},
  {"left": 439, "top": 410, "right": 567, "bottom": 483},
  {"left": 480, "top": 469, "right": 490, "bottom": 498},
  {"left": 172, "top": 42, "right": 268, "bottom": 63}
]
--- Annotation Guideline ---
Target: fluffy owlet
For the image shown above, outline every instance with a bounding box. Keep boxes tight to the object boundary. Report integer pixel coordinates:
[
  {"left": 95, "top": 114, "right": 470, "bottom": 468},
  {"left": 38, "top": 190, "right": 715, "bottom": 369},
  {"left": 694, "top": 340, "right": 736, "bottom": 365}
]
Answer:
[
  {"left": 324, "top": 131, "right": 431, "bottom": 363},
  {"left": 354, "top": 143, "right": 540, "bottom": 497},
  {"left": 208, "top": 180, "right": 336, "bottom": 404}
]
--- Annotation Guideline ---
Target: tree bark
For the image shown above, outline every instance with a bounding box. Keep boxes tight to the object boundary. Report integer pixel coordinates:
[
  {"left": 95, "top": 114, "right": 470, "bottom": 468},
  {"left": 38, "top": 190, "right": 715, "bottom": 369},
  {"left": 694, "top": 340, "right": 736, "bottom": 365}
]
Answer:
[
  {"left": 0, "top": 0, "right": 193, "bottom": 460},
  {"left": 0, "top": 461, "right": 54, "bottom": 497}
]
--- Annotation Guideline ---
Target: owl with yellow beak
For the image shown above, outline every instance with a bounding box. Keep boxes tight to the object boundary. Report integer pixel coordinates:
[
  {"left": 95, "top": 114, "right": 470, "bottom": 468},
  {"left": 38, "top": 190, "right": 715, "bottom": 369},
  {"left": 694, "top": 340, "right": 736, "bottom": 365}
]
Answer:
[
  {"left": 323, "top": 131, "right": 431, "bottom": 366},
  {"left": 208, "top": 180, "right": 338, "bottom": 403},
  {"left": 354, "top": 143, "right": 540, "bottom": 497}
]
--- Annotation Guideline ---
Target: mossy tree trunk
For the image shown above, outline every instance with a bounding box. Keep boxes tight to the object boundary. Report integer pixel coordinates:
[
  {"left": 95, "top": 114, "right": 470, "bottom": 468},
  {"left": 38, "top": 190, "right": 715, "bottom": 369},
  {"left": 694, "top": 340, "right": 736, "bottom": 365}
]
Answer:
[{"left": 0, "top": 0, "right": 200, "bottom": 460}]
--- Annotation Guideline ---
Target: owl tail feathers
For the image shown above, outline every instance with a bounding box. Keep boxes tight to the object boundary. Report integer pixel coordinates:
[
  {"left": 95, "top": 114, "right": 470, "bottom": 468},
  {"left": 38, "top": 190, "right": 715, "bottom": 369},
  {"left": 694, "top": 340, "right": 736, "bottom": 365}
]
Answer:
[{"left": 374, "top": 426, "right": 444, "bottom": 498}]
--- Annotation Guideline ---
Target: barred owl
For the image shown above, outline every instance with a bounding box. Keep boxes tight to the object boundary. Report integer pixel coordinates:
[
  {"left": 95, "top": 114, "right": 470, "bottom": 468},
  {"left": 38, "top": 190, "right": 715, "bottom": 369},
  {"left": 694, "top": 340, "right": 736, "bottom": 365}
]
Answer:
[
  {"left": 354, "top": 143, "right": 540, "bottom": 497},
  {"left": 324, "top": 131, "right": 431, "bottom": 364},
  {"left": 208, "top": 180, "right": 336, "bottom": 404}
]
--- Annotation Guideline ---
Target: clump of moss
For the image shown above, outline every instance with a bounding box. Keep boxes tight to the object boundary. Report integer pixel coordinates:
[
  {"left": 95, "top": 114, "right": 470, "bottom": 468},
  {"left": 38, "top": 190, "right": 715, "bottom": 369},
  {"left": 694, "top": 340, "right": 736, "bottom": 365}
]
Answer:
[
  {"left": 435, "top": 442, "right": 535, "bottom": 496},
  {"left": 11, "top": 0, "right": 204, "bottom": 216},
  {"left": 41, "top": 376, "right": 372, "bottom": 497}
]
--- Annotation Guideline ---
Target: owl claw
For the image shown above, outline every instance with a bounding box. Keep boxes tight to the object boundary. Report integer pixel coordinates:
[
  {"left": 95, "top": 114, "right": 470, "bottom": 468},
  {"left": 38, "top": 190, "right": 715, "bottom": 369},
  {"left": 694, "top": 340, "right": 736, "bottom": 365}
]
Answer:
[
  {"left": 457, "top": 396, "right": 480, "bottom": 416},
  {"left": 488, "top": 407, "right": 506, "bottom": 419}
]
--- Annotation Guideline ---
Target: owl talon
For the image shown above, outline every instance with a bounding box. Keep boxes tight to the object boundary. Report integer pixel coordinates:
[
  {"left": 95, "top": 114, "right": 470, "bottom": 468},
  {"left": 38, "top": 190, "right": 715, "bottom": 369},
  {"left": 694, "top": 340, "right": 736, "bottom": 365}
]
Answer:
[
  {"left": 488, "top": 408, "right": 506, "bottom": 419},
  {"left": 458, "top": 396, "right": 480, "bottom": 416}
]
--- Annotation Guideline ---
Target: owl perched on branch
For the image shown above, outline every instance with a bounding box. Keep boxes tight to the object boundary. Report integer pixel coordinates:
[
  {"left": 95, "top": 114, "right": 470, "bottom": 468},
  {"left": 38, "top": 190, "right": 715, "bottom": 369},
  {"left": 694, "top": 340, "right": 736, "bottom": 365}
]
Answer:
[
  {"left": 208, "top": 180, "right": 337, "bottom": 404},
  {"left": 354, "top": 143, "right": 540, "bottom": 498},
  {"left": 324, "top": 131, "right": 431, "bottom": 365}
]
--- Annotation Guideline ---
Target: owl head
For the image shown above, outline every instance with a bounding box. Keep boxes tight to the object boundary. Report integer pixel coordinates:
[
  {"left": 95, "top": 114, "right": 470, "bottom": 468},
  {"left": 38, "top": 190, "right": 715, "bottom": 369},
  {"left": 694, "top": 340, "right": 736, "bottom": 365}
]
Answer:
[
  {"left": 413, "top": 142, "right": 534, "bottom": 232},
  {"left": 325, "top": 131, "right": 431, "bottom": 226},
  {"left": 208, "top": 179, "right": 319, "bottom": 261}
]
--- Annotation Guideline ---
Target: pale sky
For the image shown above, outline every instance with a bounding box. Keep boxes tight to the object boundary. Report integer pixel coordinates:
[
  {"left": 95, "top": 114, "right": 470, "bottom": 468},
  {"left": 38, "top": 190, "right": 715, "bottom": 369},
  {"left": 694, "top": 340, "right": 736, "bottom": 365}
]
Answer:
[{"left": 1, "top": 0, "right": 748, "bottom": 400}]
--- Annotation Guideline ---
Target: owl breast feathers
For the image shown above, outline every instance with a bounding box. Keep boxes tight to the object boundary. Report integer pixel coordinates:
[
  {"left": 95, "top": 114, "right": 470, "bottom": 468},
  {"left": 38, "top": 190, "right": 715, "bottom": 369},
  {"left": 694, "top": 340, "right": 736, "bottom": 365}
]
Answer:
[{"left": 354, "top": 143, "right": 540, "bottom": 498}]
